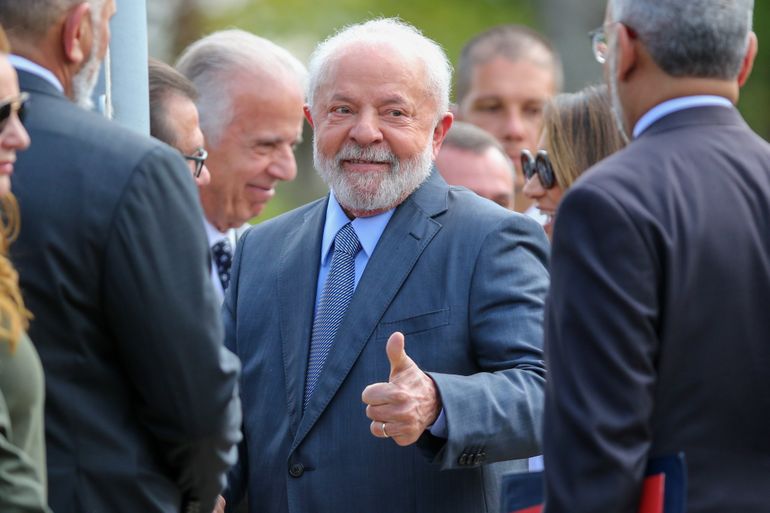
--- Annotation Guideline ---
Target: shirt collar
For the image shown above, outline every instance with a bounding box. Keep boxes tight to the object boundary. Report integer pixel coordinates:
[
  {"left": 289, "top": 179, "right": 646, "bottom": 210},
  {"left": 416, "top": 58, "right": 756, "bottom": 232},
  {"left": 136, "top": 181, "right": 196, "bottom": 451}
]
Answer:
[
  {"left": 203, "top": 216, "right": 234, "bottom": 247},
  {"left": 633, "top": 95, "right": 733, "bottom": 138},
  {"left": 321, "top": 193, "right": 395, "bottom": 263},
  {"left": 9, "top": 54, "right": 64, "bottom": 93}
]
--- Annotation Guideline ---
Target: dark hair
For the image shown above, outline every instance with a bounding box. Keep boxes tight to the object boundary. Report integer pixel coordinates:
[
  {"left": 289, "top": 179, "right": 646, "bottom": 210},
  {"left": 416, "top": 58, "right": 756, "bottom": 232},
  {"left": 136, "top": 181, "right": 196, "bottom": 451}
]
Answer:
[
  {"left": 443, "top": 121, "right": 510, "bottom": 159},
  {"left": 456, "top": 24, "right": 563, "bottom": 103},
  {"left": 148, "top": 58, "right": 198, "bottom": 147}
]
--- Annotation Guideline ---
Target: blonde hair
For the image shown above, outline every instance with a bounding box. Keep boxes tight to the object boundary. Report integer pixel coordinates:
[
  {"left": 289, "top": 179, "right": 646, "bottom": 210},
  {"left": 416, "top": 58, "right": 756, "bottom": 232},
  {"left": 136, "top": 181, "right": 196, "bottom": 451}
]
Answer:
[
  {"left": 543, "top": 84, "right": 626, "bottom": 190},
  {"left": 0, "top": 26, "right": 32, "bottom": 351}
]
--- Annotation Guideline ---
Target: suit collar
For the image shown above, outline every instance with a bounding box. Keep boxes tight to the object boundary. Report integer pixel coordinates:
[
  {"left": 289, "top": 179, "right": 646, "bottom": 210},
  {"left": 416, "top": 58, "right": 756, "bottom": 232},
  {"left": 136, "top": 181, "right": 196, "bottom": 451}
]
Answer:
[
  {"left": 15, "top": 65, "right": 66, "bottom": 98},
  {"left": 639, "top": 104, "right": 746, "bottom": 139},
  {"left": 289, "top": 168, "right": 448, "bottom": 450}
]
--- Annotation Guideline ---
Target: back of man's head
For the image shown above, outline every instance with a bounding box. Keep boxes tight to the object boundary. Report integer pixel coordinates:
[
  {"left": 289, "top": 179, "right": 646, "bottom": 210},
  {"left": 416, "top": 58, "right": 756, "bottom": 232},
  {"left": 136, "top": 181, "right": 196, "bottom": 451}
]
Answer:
[
  {"left": 149, "top": 58, "right": 198, "bottom": 148},
  {"left": 176, "top": 29, "right": 307, "bottom": 147},
  {"left": 608, "top": 0, "right": 753, "bottom": 80},
  {"left": 0, "top": 0, "right": 105, "bottom": 43},
  {"left": 456, "top": 24, "right": 563, "bottom": 105},
  {"left": 442, "top": 121, "right": 509, "bottom": 158}
]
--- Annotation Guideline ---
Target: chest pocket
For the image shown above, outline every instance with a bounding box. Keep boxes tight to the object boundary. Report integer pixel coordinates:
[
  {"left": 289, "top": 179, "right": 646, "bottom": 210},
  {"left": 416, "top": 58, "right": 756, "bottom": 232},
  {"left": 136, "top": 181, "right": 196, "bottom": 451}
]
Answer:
[{"left": 375, "top": 308, "right": 450, "bottom": 341}]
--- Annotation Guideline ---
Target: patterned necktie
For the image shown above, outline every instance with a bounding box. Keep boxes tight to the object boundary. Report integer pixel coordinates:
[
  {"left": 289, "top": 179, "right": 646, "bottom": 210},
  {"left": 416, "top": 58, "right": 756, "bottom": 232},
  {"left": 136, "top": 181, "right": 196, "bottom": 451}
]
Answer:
[
  {"left": 211, "top": 239, "right": 233, "bottom": 291},
  {"left": 304, "top": 223, "right": 362, "bottom": 409}
]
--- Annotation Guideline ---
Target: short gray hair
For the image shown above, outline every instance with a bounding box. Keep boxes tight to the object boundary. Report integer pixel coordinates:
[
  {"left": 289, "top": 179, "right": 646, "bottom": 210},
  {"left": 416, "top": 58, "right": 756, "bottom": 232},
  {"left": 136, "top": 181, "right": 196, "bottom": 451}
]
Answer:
[
  {"left": 306, "top": 18, "right": 452, "bottom": 121},
  {"left": 176, "top": 29, "right": 307, "bottom": 146},
  {"left": 609, "top": 0, "right": 754, "bottom": 79},
  {"left": 0, "top": 0, "right": 106, "bottom": 42}
]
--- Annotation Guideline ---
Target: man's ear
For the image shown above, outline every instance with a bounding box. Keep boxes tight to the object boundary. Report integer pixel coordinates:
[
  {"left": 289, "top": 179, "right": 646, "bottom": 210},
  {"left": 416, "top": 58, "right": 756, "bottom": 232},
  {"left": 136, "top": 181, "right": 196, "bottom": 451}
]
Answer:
[
  {"left": 303, "top": 105, "right": 315, "bottom": 128},
  {"left": 738, "top": 31, "right": 758, "bottom": 88},
  {"left": 61, "top": 3, "right": 92, "bottom": 66},
  {"left": 431, "top": 112, "right": 454, "bottom": 158},
  {"left": 614, "top": 23, "right": 638, "bottom": 83}
]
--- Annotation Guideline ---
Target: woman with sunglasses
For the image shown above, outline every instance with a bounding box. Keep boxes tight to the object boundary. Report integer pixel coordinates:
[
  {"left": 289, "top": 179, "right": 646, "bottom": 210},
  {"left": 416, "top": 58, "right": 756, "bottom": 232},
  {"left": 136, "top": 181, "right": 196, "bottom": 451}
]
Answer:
[
  {"left": 522, "top": 84, "right": 626, "bottom": 239},
  {"left": 0, "top": 26, "right": 51, "bottom": 513}
]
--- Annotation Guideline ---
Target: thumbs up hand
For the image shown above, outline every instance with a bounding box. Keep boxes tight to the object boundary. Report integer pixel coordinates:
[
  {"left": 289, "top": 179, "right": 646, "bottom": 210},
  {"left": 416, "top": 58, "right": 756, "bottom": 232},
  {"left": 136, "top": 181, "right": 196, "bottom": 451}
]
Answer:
[{"left": 361, "top": 332, "right": 441, "bottom": 446}]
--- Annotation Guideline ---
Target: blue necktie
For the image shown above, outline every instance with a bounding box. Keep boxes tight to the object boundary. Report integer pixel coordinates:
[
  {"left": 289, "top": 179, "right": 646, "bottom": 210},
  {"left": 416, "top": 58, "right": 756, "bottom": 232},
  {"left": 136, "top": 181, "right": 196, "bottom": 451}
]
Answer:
[
  {"left": 304, "top": 223, "right": 361, "bottom": 409},
  {"left": 212, "top": 239, "right": 233, "bottom": 291}
]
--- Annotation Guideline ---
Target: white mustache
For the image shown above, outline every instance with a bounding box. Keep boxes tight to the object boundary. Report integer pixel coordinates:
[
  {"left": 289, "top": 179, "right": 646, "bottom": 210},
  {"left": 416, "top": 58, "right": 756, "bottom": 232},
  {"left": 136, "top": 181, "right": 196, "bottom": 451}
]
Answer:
[{"left": 335, "top": 144, "right": 398, "bottom": 168}]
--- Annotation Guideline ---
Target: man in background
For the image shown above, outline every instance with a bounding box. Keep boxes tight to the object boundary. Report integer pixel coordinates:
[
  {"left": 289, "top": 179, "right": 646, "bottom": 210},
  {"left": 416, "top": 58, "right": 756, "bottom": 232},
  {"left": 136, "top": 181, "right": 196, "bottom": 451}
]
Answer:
[
  {"left": 455, "top": 25, "right": 561, "bottom": 220},
  {"left": 149, "top": 58, "right": 210, "bottom": 187},
  {"left": 176, "top": 30, "right": 306, "bottom": 300},
  {"left": 1, "top": 1, "right": 241, "bottom": 512},
  {"left": 543, "top": 1, "right": 769, "bottom": 512},
  {"left": 436, "top": 121, "right": 515, "bottom": 210}
]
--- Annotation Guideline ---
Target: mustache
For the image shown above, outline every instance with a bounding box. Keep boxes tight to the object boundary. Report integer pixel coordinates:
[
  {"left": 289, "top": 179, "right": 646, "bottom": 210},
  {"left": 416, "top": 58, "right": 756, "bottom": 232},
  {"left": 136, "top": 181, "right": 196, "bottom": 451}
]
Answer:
[{"left": 335, "top": 144, "right": 398, "bottom": 168}]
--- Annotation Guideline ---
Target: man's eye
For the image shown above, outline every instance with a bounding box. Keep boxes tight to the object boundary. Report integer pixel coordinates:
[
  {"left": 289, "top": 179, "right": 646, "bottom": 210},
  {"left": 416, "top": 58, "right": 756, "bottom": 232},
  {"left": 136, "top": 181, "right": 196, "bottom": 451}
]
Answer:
[{"left": 332, "top": 106, "right": 352, "bottom": 114}]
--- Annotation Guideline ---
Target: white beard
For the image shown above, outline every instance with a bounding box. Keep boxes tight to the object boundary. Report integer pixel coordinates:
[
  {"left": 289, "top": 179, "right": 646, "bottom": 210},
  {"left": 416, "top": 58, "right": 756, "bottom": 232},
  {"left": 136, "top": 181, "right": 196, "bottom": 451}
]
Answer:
[{"left": 314, "top": 139, "right": 434, "bottom": 214}]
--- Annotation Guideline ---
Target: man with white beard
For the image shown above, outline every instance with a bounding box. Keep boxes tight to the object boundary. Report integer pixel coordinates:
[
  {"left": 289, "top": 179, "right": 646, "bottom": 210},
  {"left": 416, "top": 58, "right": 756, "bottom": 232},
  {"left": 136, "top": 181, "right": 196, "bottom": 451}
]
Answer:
[
  {"left": 221, "top": 18, "right": 549, "bottom": 513},
  {"left": 0, "top": 2, "right": 242, "bottom": 513}
]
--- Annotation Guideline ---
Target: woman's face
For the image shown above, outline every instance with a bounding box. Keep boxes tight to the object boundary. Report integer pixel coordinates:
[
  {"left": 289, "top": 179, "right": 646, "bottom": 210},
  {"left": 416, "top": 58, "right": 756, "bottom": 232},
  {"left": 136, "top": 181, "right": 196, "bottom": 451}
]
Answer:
[
  {"left": 0, "top": 55, "right": 30, "bottom": 198},
  {"left": 522, "top": 132, "right": 563, "bottom": 239}
]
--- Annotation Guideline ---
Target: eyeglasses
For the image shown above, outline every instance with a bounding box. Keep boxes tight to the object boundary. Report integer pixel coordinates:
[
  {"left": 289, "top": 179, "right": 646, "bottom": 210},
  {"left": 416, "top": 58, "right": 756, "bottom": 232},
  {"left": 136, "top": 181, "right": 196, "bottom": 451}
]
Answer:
[
  {"left": 520, "top": 149, "right": 556, "bottom": 189},
  {"left": 589, "top": 26, "right": 609, "bottom": 64},
  {"left": 183, "top": 147, "right": 207, "bottom": 178},
  {"left": 0, "top": 92, "right": 29, "bottom": 133}
]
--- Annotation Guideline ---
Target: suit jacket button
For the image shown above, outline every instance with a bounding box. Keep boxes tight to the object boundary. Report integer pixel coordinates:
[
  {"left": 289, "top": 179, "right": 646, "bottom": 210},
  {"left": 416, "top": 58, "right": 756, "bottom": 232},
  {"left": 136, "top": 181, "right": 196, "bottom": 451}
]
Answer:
[{"left": 289, "top": 463, "right": 305, "bottom": 477}]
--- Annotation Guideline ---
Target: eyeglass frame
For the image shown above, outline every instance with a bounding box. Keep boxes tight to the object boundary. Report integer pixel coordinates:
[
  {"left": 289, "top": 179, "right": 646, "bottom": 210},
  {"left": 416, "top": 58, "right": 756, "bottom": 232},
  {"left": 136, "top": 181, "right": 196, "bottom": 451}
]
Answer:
[
  {"left": 0, "top": 92, "right": 29, "bottom": 133},
  {"left": 520, "top": 149, "right": 556, "bottom": 190},
  {"left": 183, "top": 147, "right": 207, "bottom": 178},
  {"left": 589, "top": 26, "right": 610, "bottom": 64}
]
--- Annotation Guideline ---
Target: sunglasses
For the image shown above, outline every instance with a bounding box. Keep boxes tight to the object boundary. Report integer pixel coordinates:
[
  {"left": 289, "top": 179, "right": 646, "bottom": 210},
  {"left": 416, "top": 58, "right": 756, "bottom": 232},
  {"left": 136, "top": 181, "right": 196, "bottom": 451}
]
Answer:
[
  {"left": 0, "top": 92, "right": 29, "bottom": 133},
  {"left": 520, "top": 149, "right": 556, "bottom": 189},
  {"left": 183, "top": 147, "right": 207, "bottom": 178}
]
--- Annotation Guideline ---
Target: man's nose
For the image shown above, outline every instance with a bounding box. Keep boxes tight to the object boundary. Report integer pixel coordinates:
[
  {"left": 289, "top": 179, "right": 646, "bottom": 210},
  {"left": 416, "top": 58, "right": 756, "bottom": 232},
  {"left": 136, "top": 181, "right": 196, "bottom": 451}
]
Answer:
[
  {"left": 267, "top": 145, "right": 298, "bottom": 182},
  {"left": 501, "top": 108, "right": 526, "bottom": 141},
  {"left": 349, "top": 110, "right": 384, "bottom": 147}
]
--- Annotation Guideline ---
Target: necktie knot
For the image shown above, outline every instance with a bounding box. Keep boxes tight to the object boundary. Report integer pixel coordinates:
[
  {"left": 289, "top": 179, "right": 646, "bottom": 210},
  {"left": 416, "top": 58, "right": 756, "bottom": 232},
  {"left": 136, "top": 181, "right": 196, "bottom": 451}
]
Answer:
[{"left": 333, "top": 223, "right": 361, "bottom": 257}]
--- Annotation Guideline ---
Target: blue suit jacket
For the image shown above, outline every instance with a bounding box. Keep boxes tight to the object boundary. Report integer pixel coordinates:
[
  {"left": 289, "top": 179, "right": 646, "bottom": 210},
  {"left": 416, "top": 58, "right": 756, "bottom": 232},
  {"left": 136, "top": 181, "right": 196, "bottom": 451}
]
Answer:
[{"left": 224, "top": 170, "right": 549, "bottom": 513}]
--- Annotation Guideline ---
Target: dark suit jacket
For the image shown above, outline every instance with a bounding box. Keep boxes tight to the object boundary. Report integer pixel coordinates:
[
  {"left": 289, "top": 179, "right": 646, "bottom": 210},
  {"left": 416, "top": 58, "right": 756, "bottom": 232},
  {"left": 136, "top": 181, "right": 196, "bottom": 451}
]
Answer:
[
  {"left": 543, "top": 106, "right": 770, "bottom": 513},
  {"left": 223, "top": 170, "right": 550, "bottom": 513},
  {"left": 11, "top": 70, "right": 242, "bottom": 513}
]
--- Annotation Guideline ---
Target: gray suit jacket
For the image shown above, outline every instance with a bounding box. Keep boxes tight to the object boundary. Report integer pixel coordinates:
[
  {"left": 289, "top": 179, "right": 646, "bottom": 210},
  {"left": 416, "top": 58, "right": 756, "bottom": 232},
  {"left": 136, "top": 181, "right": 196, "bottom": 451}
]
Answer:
[
  {"left": 543, "top": 106, "right": 770, "bottom": 513},
  {"left": 223, "top": 170, "right": 549, "bottom": 513},
  {"left": 12, "top": 70, "right": 241, "bottom": 513}
]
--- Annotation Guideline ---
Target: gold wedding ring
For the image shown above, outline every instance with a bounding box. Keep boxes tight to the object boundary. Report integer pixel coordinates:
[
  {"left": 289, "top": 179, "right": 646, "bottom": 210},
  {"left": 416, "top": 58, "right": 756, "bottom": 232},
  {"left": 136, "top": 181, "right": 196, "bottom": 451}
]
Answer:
[{"left": 381, "top": 422, "right": 389, "bottom": 438}]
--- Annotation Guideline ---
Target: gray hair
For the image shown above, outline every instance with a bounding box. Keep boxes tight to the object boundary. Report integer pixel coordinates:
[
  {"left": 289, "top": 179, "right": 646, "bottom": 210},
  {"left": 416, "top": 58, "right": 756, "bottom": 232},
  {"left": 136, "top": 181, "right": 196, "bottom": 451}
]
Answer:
[
  {"left": 176, "top": 29, "right": 307, "bottom": 146},
  {"left": 306, "top": 18, "right": 452, "bottom": 121},
  {"left": 609, "top": 0, "right": 754, "bottom": 79},
  {"left": 442, "top": 121, "right": 514, "bottom": 176},
  {"left": 0, "top": 0, "right": 106, "bottom": 42},
  {"left": 456, "top": 24, "right": 563, "bottom": 104}
]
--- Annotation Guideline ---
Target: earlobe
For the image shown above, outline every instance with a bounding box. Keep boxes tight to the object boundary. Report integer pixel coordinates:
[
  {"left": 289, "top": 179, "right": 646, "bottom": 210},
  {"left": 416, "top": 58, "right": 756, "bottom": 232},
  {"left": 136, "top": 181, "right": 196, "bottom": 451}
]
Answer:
[
  {"left": 303, "top": 105, "right": 315, "bottom": 128},
  {"left": 737, "top": 31, "right": 758, "bottom": 87},
  {"left": 62, "top": 3, "right": 92, "bottom": 66}
]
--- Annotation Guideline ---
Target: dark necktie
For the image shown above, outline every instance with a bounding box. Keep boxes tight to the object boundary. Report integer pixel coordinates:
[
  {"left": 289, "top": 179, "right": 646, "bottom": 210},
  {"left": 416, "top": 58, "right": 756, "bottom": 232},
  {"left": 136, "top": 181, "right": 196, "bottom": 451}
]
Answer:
[
  {"left": 211, "top": 239, "right": 233, "bottom": 291},
  {"left": 304, "top": 223, "right": 361, "bottom": 409}
]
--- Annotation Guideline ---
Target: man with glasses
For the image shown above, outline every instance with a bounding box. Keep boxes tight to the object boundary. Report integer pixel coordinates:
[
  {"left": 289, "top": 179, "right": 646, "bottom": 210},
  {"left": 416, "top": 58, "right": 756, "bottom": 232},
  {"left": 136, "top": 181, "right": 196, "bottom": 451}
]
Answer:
[
  {"left": 1, "top": 2, "right": 241, "bottom": 512},
  {"left": 149, "top": 58, "right": 210, "bottom": 187},
  {"left": 543, "top": 1, "right": 769, "bottom": 512}
]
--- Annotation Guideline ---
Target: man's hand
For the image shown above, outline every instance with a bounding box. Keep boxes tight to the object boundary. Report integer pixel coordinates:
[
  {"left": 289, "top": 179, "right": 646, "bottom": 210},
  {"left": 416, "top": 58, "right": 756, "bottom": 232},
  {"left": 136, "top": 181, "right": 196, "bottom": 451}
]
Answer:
[
  {"left": 213, "top": 495, "right": 226, "bottom": 513},
  {"left": 361, "top": 332, "right": 441, "bottom": 446}
]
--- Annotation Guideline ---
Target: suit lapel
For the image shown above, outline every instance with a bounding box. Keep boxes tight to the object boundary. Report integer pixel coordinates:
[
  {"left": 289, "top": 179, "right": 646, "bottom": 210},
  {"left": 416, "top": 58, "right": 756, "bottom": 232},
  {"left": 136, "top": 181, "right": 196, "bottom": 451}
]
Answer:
[
  {"left": 278, "top": 198, "right": 327, "bottom": 437},
  {"left": 292, "top": 170, "right": 449, "bottom": 450}
]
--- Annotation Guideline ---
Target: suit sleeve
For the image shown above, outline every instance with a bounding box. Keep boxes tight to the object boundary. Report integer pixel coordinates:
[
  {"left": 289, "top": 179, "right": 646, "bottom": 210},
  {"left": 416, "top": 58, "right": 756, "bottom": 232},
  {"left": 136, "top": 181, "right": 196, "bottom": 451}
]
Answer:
[
  {"left": 542, "top": 184, "right": 659, "bottom": 513},
  {"left": 102, "top": 147, "right": 242, "bottom": 513},
  {"left": 426, "top": 214, "right": 549, "bottom": 469}
]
